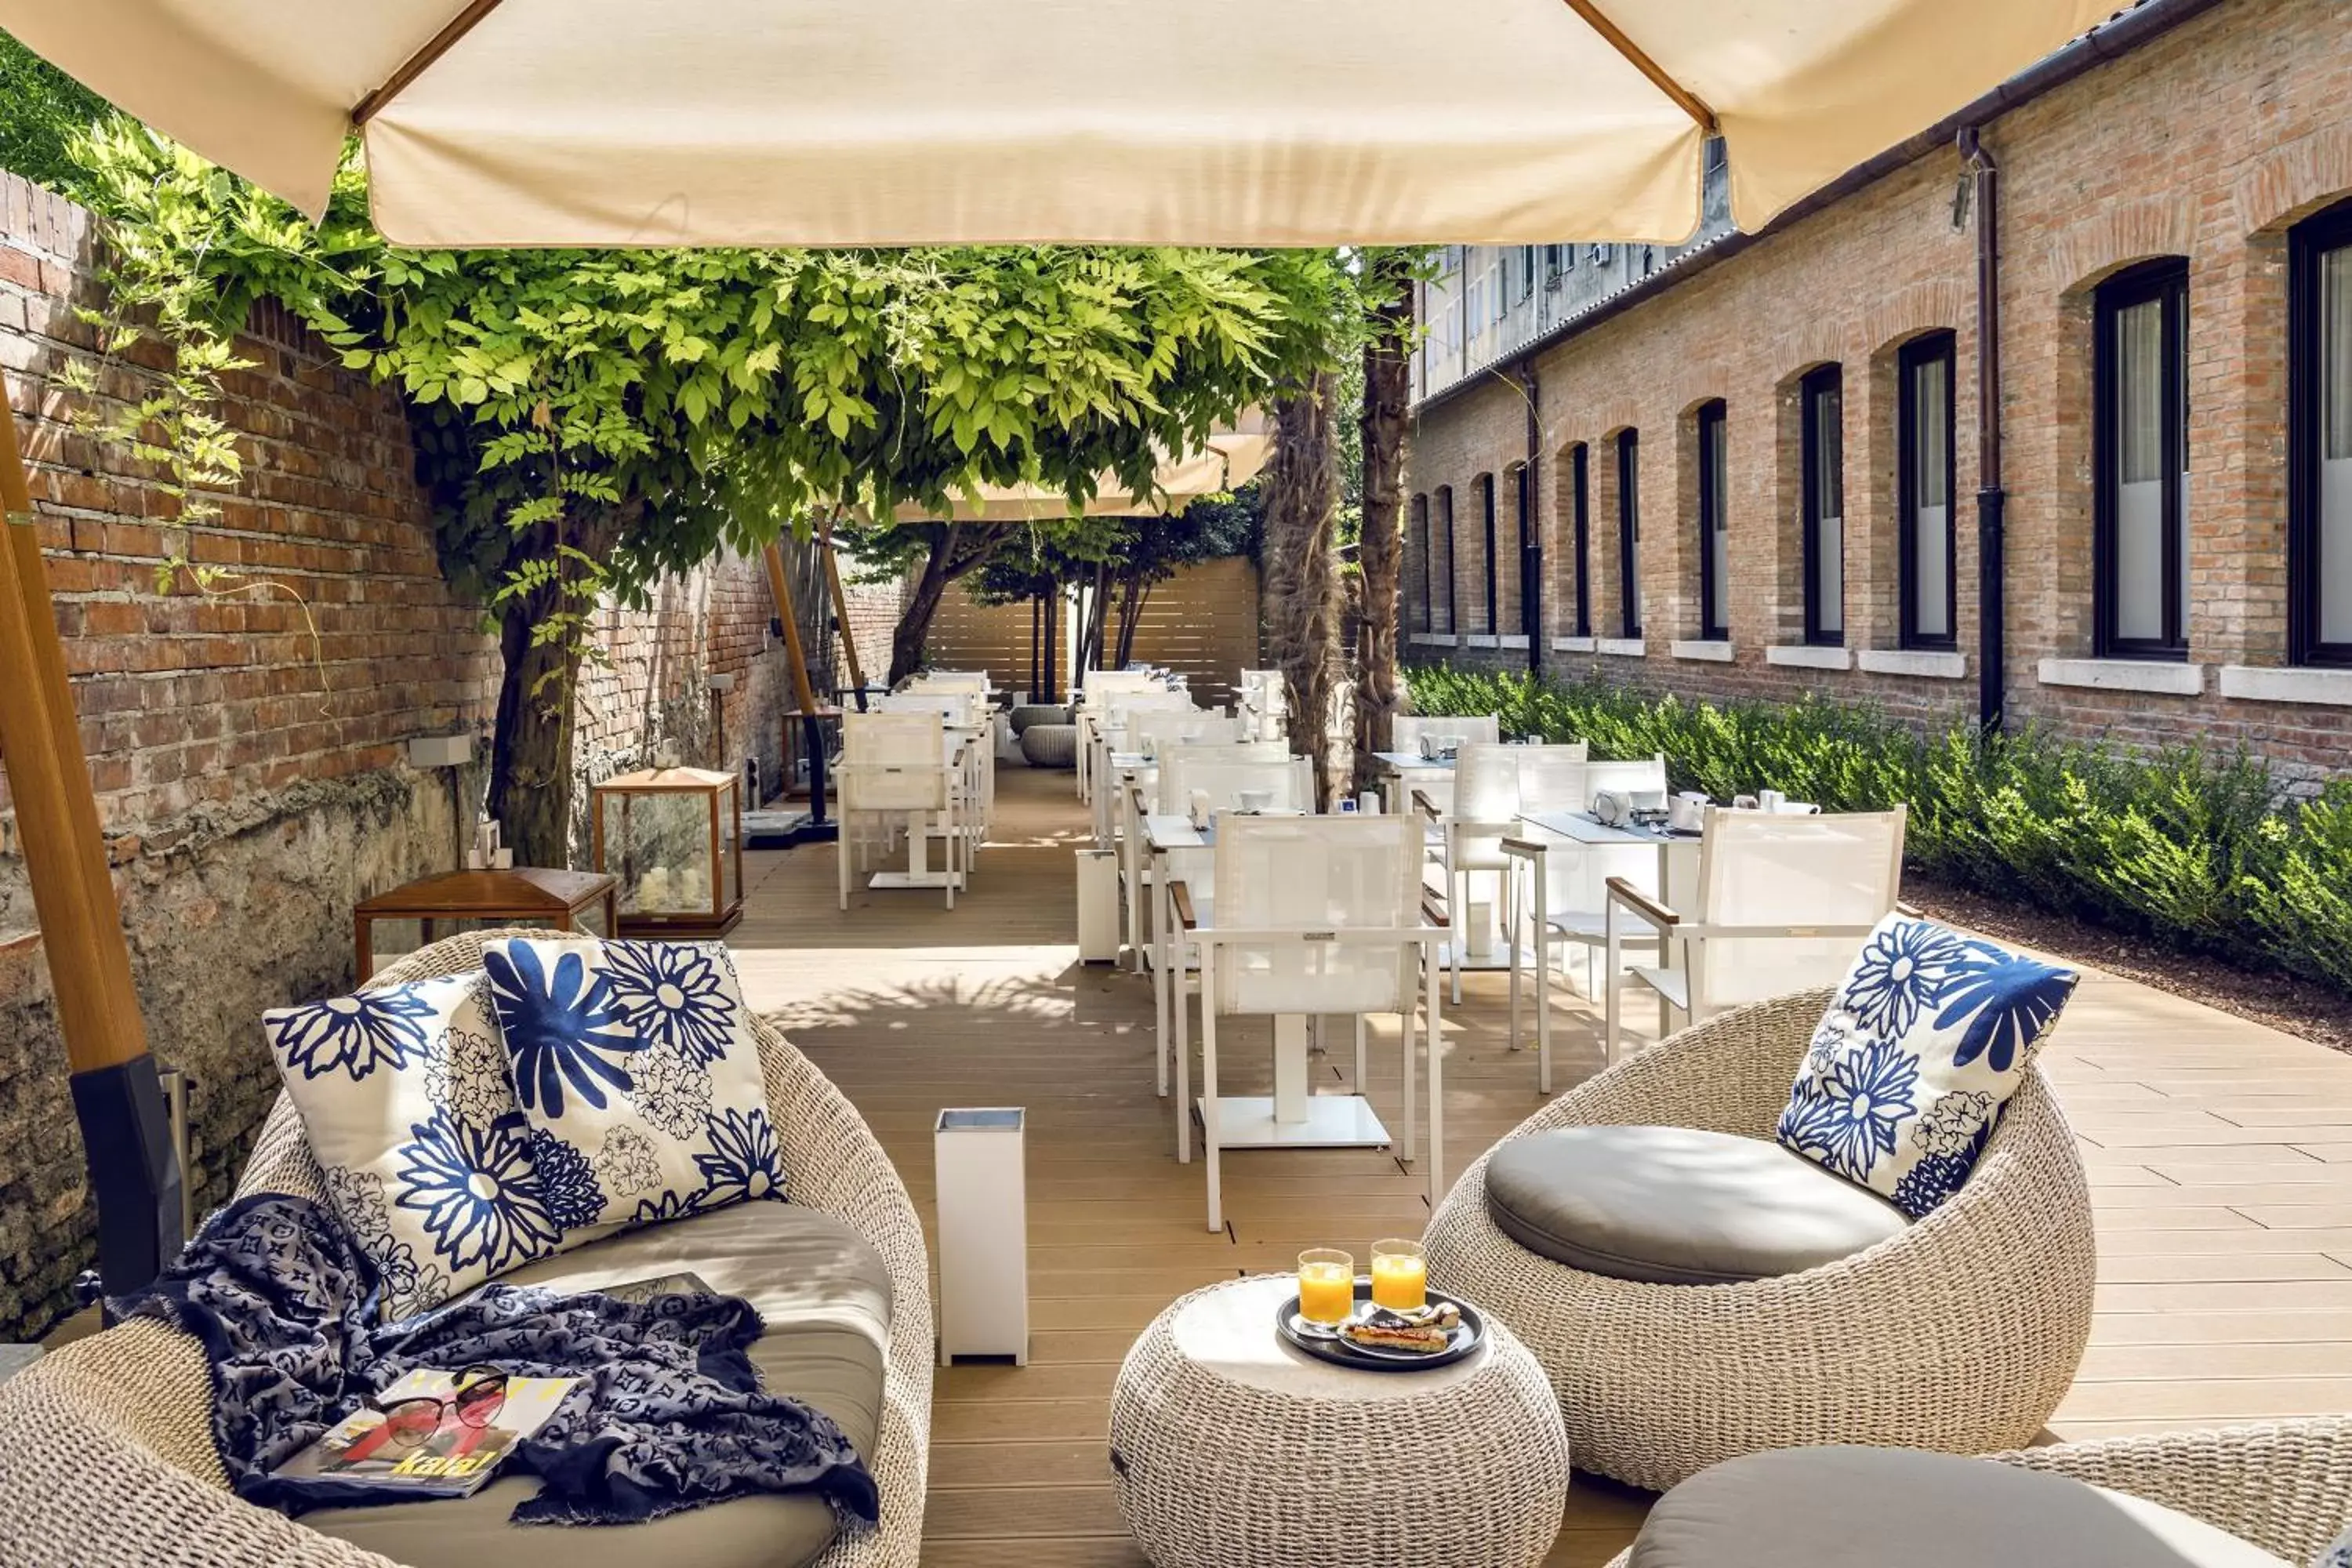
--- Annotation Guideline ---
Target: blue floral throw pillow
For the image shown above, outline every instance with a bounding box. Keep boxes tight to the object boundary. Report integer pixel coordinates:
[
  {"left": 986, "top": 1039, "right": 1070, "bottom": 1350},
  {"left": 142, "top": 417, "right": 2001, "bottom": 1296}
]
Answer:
[
  {"left": 481, "top": 936, "right": 782, "bottom": 1234},
  {"left": 1776, "top": 913, "right": 2080, "bottom": 1218},
  {"left": 265, "top": 971, "right": 564, "bottom": 1319}
]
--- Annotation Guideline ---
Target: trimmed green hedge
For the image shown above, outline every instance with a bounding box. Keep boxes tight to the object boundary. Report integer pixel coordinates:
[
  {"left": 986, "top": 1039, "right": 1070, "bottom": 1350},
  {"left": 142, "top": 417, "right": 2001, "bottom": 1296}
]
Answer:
[{"left": 1403, "top": 664, "right": 2352, "bottom": 996}]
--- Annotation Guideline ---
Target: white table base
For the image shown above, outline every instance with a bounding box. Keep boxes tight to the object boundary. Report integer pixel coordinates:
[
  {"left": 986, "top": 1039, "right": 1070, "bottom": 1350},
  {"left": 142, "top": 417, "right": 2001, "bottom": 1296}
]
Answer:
[{"left": 1194, "top": 1093, "right": 1389, "bottom": 1150}]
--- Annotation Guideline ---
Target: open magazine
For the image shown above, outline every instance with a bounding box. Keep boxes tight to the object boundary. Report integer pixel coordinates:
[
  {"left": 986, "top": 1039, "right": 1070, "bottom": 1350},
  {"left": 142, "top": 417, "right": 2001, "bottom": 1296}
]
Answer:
[
  {"left": 270, "top": 1367, "right": 579, "bottom": 1501},
  {"left": 267, "top": 1271, "right": 718, "bottom": 1503}
]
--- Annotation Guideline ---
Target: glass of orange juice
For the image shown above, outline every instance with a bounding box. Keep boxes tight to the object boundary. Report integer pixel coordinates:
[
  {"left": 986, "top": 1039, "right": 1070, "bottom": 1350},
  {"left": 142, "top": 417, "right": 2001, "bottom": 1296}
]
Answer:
[
  {"left": 1370, "top": 1239, "right": 1428, "bottom": 1312},
  {"left": 1297, "top": 1248, "right": 1356, "bottom": 1327}
]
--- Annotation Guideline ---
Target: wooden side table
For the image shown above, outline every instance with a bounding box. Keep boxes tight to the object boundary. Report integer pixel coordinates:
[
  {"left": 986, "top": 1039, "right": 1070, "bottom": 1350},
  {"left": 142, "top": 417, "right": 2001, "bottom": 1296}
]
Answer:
[{"left": 353, "top": 867, "right": 619, "bottom": 983}]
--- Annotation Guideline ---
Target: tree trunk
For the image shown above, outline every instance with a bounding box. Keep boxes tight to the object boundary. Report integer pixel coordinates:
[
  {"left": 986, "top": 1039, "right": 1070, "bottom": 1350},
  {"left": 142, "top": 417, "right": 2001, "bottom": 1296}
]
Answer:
[
  {"left": 484, "top": 503, "right": 627, "bottom": 869},
  {"left": 887, "top": 523, "right": 1009, "bottom": 686},
  {"left": 1113, "top": 574, "right": 1149, "bottom": 667},
  {"left": 1264, "top": 370, "right": 1345, "bottom": 808},
  {"left": 1355, "top": 262, "right": 1415, "bottom": 795}
]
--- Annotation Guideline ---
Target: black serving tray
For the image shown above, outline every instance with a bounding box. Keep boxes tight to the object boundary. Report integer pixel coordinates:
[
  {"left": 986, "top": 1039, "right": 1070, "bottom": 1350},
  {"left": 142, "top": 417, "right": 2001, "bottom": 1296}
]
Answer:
[{"left": 1275, "top": 1280, "right": 1484, "bottom": 1373}]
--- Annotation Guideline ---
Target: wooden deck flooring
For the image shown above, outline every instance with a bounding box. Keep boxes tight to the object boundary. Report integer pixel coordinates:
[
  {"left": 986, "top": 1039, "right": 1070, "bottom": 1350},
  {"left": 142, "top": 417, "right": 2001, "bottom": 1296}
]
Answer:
[{"left": 732, "top": 763, "right": 2352, "bottom": 1566}]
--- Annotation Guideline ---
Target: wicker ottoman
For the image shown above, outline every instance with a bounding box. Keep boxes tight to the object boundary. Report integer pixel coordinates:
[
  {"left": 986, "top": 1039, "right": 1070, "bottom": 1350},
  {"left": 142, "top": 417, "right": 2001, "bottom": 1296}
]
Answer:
[
  {"left": 1109, "top": 1276, "right": 1570, "bottom": 1568},
  {"left": 1020, "top": 722, "right": 1079, "bottom": 768}
]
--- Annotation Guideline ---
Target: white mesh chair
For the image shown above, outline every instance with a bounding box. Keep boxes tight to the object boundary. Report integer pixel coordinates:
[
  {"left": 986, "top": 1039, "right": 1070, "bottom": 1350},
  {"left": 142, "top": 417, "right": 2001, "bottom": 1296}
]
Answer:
[
  {"left": 1388, "top": 713, "right": 1501, "bottom": 818},
  {"left": 1604, "top": 805, "right": 1907, "bottom": 1062},
  {"left": 1128, "top": 748, "right": 1308, "bottom": 990},
  {"left": 1501, "top": 754, "right": 1671, "bottom": 1091},
  {"left": 1083, "top": 688, "right": 1194, "bottom": 812},
  {"left": 1170, "top": 814, "right": 1443, "bottom": 1229},
  {"left": 909, "top": 670, "right": 989, "bottom": 694},
  {"left": 1420, "top": 742, "right": 1589, "bottom": 1004},
  {"left": 837, "top": 710, "right": 961, "bottom": 911},
  {"left": 878, "top": 688, "right": 990, "bottom": 845},
  {"left": 1125, "top": 706, "right": 1241, "bottom": 758}
]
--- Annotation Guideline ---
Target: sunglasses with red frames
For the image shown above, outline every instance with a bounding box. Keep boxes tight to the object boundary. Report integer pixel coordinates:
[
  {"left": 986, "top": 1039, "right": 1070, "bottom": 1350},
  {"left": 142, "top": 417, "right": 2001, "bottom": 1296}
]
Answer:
[{"left": 368, "top": 1366, "right": 508, "bottom": 1449}]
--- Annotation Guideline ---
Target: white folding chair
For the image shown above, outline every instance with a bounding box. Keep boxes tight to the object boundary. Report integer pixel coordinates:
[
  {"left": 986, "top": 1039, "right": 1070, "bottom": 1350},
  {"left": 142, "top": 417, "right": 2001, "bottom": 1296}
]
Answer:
[
  {"left": 1419, "top": 742, "right": 1588, "bottom": 1004},
  {"left": 879, "top": 688, "right": 991, "bottom": 848},
  {"left": 1120, "top": 743, "right": 1296, "bottom": 975},
  {"left": 836, "top": 711, "right": 960, "bottom": 911},
  {"left": 1500, "top": 755, "right": 1670, "bottom": 1091},
  {"left": 1125, "top": 706, "right": 1242, "bottom": 758},
  {"left": 1169, "top": 814, "right": 1444, "bottom": 1230},
  {"left": 1087, "top": 689, "right": 1194, "bottom": 826},
  {"left": 1604, "top": 805, "right": 1908, "bottom": 1062},
  {"left": 1076, "top": 672, "right": 1171, "bottom": 801},
  {"left": 1388, "top": 714, "right": 1501, "bottom": 818}
]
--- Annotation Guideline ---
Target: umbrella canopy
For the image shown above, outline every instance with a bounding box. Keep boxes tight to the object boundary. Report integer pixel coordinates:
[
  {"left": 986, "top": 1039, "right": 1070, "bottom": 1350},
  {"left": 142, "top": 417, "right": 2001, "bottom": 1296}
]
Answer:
[
  {"left": 884, "top": 414, "right": 1274, "bottom": 524},
  {"left": 6, "top": 0, "right": 2112, "bottom": 247}
]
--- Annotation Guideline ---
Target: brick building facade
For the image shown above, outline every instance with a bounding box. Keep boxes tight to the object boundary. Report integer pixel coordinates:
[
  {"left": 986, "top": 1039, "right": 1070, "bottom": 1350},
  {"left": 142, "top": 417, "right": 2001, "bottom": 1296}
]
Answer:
[
  {"left": 0, "top": 172, "right": 796, "bottom": 1337},
  {"left": 1403, "top": 0, "right": 2352, "bottom": 783}
]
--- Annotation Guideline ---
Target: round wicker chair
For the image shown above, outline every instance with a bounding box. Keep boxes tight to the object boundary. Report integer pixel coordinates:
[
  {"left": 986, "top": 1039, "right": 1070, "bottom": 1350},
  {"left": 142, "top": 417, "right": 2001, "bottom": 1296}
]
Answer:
[
  {"left": 1602, "top": 1416, "right": 2352, "bottom": 1566},
  {"left": 1422, "top": 987, "right": 2096, "bottom": 1495},
  {"left": 0, "top": 930, "right": 932, "bottom": 1568}
]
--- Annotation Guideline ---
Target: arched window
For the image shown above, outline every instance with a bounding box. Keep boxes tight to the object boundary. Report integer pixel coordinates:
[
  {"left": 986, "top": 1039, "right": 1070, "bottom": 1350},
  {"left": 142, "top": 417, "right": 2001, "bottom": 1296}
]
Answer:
[
  {"left": 1617, "top": 430, "right": 1642, "bottom": 638},
  {"left": 1694, "top": 401, "right": 1730, "bottom": 641},
  {"left": 1566, "top": 444, "right": 1592, "bottom": 638}
]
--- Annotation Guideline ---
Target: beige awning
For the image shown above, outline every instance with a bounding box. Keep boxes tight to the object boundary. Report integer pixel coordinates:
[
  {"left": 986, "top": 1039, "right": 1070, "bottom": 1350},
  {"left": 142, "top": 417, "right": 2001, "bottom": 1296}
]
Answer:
[
  {"left": 882, "top": 413, "right": 1272, "bottom": 524},
  {"left": 4, "top": 0, "right": 2113, "bottom": 246}
]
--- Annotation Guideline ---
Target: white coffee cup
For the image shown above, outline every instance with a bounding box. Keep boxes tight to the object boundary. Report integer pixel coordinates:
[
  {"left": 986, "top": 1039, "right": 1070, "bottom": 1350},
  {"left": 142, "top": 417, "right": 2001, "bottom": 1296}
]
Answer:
[
  {"left": 1757, "top": 788, "right": 1787, "bottom": 812},
  {"left": 1236, "top": 788, "right": 1275, "bottom": 813},
  {"left": 1668, "top": 790, "right": 1709, "bottom": 833}
]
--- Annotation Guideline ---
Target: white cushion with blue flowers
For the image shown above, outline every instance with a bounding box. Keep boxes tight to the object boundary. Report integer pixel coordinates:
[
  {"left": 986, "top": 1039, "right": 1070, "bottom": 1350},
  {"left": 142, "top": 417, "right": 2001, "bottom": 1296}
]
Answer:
[
  {"left": 480, "top": 935, "right": 784, "bottom": 1234},
  {"left": 1776, "top": 913, "right": 2081, "bottom": 1218},
  {"left": 264, "top": 971, "right": 567, "bottom": 1319},
  {"left": 2318, "top": 1525, "right": 2351, "bottom": 1568}
]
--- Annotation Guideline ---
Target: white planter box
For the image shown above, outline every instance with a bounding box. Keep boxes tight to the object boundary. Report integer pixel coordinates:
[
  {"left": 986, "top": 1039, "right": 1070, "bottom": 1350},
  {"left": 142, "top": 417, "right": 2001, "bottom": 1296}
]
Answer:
[{"left": 1076, "top": 848, "right": 1120, "bottom": 963}]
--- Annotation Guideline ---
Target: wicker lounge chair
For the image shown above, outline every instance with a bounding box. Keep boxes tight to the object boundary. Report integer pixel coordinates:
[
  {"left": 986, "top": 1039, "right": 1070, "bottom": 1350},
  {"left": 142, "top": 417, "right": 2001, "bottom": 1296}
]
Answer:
[
  {"left": 0, "top": 930, "right": 931, "bottom": 1568},
  {"left": 1603, "top": 1417, "right": 2352, "bottom": 1566},
  {"left": 1422, "top": 987, "right": 2095, "bottom": 1494}
]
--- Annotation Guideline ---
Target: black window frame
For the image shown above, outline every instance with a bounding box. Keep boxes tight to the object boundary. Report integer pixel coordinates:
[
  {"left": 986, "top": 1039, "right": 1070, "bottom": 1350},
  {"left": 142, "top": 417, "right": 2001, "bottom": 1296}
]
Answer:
[
  {"left": 2291, "top": 201, "right": 2352, "bottom": 667},
  {"left": 1477, "top": 472, "right": 1499, "bottom": 633},
  {"left": 1409, "top": 493, "right": 1432, "bottom": 633},
  {"left": 2093, "top": 258, "right": 2191, "bottom": 661},
  {"left": 1616, "top": 429, "right": 1642, "bottom": 638},
  {"left": 1694, "top": 401, "right": 1730, "bottom": 641},
  {"left": 1569, "top": 443, "right": 1592, "bottom": 637},
  {"left": 1513, "top": 462, "right": 1541, "bottom": 652},
  {"left": 1801, "top": 365, "right": 1846, "bottom": 647},
  {"left": 1896, "top": 332, "right": 1958, "bottom": 652},
  {"left": 1436, "top": 484, "right": 1457, "bottom": 634}
]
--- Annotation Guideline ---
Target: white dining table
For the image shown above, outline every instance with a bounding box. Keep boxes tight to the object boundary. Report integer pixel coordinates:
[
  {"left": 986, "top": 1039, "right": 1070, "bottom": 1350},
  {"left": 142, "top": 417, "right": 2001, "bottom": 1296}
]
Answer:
[
  {"left": 1371, "top": 749, "right": 1455, "bottom": 815},
  {"left": 1142, "top": 812, "right": 1393, "bottom": 1161}
]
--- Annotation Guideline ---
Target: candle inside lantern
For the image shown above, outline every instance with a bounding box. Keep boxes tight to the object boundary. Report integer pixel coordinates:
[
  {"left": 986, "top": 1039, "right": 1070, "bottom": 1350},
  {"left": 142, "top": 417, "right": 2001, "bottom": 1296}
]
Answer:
[{"left": 638, "top": 865, "right": 673, "bottom": 909}]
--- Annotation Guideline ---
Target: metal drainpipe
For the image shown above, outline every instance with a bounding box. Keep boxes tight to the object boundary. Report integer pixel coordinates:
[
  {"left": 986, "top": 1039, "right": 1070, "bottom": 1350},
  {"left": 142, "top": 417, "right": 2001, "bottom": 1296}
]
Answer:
[{"left": 1960, "top": 123, "right": 2006, "bottom": 736}]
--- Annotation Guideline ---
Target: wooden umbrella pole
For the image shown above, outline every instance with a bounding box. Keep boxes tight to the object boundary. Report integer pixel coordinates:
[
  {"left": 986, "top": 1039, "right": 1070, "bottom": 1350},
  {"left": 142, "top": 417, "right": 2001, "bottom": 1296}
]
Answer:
[
  {"left": 761, "top": 539, "right": 833, "bottom": 826},
  {"left": 816, "top": 517, "right": 867, "bottom": 710},
  {"left": 0, "top": 406, "right": 180, "bottom": 1294}
]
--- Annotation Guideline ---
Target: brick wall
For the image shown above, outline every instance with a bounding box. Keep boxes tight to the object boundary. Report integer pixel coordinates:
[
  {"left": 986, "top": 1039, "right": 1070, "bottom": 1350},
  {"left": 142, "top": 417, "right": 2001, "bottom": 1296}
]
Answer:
[
  {"left": 0, "top": 172, "right": 789, "bottom": 1337},
  {"left": 1403, "top": 0, "right": 2352, "bottom": 783}
]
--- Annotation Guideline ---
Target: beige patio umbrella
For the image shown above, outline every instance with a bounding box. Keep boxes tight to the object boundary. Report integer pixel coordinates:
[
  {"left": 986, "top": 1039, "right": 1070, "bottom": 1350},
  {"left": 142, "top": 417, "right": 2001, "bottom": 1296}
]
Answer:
[
  {"left": 880, "top": 412, "right": 1275, "bottom": 524},
  {"left": 0, "top": 0, "right": 2111, "bottom": 1287},
  {"left": 8, "top": 1, "right": 2113, "bottom": 246}
]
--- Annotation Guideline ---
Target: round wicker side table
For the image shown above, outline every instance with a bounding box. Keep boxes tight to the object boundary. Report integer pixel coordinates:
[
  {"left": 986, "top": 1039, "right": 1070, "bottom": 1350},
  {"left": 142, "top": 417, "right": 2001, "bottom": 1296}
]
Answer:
[{"left": 1109, "top": 1276, "right": 1570, "bottom": 1568}]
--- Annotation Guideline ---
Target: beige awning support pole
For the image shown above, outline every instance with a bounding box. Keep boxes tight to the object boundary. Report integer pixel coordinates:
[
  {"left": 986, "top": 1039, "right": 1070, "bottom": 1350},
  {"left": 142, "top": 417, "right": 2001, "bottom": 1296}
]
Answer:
[
  {"left": 761, "top": 539, "right": 822, "bottom": 716},
  {"left": 2, "top": 404, "right": 181, "bottom": 1291},
  {"left": 0, "top": 411, "right": 146, "bottom": 1073},
  {"left": 817, "top": 517, "right": 866, "bottom": 709},
  {"left": 351, "top": 0, "right": 506, "bottom": 125},
  {"left": 1560, "top": 0, "right": 1719, "bottom": 133}
]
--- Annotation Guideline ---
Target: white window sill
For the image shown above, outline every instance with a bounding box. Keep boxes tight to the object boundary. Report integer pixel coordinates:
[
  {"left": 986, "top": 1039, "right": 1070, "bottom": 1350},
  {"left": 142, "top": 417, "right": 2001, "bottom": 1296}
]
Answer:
[
  {"left": 2216, "top": 665, "right": 2352, "bottom": 707},
  {"left": 1858, "top": 648, "right": 1967, "bottom": 681},
  {"left": 2037, "top": 657, "right": 2204, "bottom": 696},
  {"left": 1499, "top": 634, "right": 1530, "bottom": 650},
  {"left": 1767, "top": 644, "right": 1853, "bottom": 671},
  {"left": 1596, "top": 637, "right": 1647, "bottom": 659},
  {"left": 1409, "top": 633, "right": 1458, "bottom": 648},
  {"left": 1464, "top": 633, "right": 1501, "bottom": 648},
  {"left": 1669, "top": 640, "right": 1733, "bottom": 663},
  {"left": 1551, "top": 635, "right": 1597, "bottom": 653}
]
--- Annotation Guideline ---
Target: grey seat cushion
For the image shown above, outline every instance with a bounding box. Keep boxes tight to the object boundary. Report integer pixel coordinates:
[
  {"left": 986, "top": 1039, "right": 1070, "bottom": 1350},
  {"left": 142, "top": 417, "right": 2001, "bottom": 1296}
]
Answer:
[
  {"left": 1631, "top": 1446, "right": 2289, "bottom": 1568},
  {"left": 302, "top": 1201, "right": 892, "bottom": 1568},
  {"left": 1484, "top": 1125, "right": 1907, "bottom": 1285}
]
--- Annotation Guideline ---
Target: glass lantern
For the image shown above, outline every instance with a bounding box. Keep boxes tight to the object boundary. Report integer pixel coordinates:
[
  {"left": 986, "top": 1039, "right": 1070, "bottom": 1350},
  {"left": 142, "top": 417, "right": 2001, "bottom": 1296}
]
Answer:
[{"left": 592, "top": 767, "right": 745, "bottom": 937}]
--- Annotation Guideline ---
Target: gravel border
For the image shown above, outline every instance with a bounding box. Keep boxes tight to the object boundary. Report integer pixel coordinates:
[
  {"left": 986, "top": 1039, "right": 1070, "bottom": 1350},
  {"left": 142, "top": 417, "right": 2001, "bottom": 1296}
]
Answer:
[{"left": 1907, "top": 876, "right": 2352, "bottom": 1056}]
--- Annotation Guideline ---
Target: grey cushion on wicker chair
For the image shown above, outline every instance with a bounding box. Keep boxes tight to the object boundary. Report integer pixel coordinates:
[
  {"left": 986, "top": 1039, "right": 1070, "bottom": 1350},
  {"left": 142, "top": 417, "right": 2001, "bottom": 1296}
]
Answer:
[
  {"left": 1423, "top": 987, "right": 2096, "bottom": 1494},
  {"left": 0, "top": 931, "right": 933, "bottom": 1568},
  {"left": 1607, "top": 1421, "right": 2352, "bottom": 1568},
  {"left": 1484, "top": 1126, "right": 1909, "bottom": 1287},
  {"left": 1020, "top": 723, "right": 1079, "bottom": 768}
]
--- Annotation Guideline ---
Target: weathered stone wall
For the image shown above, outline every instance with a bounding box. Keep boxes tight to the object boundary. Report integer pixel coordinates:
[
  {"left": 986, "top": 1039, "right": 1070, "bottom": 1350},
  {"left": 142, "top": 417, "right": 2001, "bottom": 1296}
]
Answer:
[
  {"left": 0, "top": 172, "right": 791, "bottom": 1338},
  {"left": 1404, "top": 0, "right": 2352, "bottom": 782}
]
